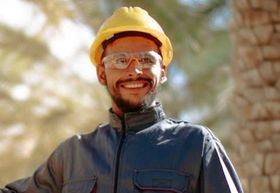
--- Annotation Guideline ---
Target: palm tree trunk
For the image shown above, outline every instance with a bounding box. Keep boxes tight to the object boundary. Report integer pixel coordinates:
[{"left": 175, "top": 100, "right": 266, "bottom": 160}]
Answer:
[{"left": 230, "top": 0, "right": 280, "bottom": 193}]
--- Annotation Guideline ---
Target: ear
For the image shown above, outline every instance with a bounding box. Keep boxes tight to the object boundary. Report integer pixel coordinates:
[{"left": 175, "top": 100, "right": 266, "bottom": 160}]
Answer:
[
  {"left": 160, "top": 65, "right": 167, "bottom": 84},
  {"left": 96, "top": 65, "right": 107, "bottom": 85}
]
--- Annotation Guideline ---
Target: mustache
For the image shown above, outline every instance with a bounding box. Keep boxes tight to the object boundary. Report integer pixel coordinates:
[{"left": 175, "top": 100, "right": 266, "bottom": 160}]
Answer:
[{"left": 117, "top": 77, "right": 153, "bottom": 84}]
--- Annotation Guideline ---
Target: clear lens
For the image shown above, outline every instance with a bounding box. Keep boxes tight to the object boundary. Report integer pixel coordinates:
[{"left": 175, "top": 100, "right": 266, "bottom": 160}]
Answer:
[{"left": 102, "top": 51, "right": 162, "bottom": 69}]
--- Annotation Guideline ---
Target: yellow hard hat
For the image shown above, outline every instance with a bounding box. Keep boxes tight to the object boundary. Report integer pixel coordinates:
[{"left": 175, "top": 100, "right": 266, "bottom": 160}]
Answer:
[{"left": 89, "top": 6, "right": 173, "bottom": 66}]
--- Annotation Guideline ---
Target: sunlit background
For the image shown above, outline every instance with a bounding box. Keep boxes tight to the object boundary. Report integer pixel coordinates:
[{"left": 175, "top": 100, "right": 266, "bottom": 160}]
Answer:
[{"left": 0, "top": 0, "right": 232, "bottom": 185}]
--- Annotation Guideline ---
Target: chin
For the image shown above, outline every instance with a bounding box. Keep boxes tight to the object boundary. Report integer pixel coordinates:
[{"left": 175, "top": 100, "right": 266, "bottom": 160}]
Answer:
[{"left": 112, "top": 89, "right": 158, "bottom": 113}]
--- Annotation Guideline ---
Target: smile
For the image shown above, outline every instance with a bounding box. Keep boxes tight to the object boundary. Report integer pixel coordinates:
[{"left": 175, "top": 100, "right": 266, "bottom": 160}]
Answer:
[{"left": 122, "top": 83, "right": 145, "bottom": 89}]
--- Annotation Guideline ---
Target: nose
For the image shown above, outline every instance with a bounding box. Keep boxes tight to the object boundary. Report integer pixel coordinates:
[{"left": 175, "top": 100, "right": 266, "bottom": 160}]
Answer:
[{"left": 127, "top": 58, "right": 143, "bottom": 76}]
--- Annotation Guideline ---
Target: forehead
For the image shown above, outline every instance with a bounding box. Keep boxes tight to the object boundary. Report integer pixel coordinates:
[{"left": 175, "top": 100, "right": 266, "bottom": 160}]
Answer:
[{"left": 104, "top": 36, "right": 160, "bottom": 55}]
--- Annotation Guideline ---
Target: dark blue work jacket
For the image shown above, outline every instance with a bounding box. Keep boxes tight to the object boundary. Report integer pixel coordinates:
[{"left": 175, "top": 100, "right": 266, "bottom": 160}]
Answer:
[{"left": 1, "top": 104, "right": 243, "bottom": 193}]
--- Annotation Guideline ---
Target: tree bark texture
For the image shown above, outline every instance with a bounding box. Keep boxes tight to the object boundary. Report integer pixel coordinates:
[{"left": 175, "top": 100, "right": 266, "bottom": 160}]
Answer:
[{"left": 230, "top": 0, "right": 280, "bottom": 193}]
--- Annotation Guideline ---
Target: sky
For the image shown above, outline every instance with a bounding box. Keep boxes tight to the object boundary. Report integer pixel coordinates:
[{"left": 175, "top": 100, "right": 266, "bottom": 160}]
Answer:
[{"left": 0, "top": 0, "right": 96, "bottom": 83}]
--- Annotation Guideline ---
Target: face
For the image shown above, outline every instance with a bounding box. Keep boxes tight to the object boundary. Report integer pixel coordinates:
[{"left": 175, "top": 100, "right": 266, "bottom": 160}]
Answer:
[{"left": 97, "top": 36, "right": 167, "bottom": 117}]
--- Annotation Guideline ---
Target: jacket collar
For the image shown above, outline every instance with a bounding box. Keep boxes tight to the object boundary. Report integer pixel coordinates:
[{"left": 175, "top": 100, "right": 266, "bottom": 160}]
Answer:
[{"left": 109, "top": 103, "right": 166, "bottom": 133}]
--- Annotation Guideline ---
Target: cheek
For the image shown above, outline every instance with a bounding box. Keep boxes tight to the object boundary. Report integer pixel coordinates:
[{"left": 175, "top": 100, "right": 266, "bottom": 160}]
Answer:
[
  {"left": 104, "top": 70, "right": 114, "bottom": 87},
  {"left": 149, "top": 66, "right": 162, "bottom": 82},
  {"left": 105, "top": 69, "right": 122, "bottom": 89}
]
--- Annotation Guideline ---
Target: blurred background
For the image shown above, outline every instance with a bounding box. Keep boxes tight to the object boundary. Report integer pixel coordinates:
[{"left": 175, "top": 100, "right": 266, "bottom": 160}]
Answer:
[{"left": 0, "top": 0, "right": 279, "bottom": 192}]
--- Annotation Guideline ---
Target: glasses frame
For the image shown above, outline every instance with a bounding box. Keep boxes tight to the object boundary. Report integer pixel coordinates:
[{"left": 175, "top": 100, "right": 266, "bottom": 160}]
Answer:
[{"left": 101, "top": 51, "right": 162, "bottom": 70}]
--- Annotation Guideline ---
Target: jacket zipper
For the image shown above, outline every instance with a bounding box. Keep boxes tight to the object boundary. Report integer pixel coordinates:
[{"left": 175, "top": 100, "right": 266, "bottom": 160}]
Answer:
[{"left": 113, "top": 121, "right": 126, "bottom": 193}]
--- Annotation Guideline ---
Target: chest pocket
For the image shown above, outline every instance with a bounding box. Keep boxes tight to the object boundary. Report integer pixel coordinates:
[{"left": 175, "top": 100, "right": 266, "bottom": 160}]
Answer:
[
  {"left": 133, "top": 169, "right": 190, "bottom": 193},
  {"left": 62, "top": 177, "right": 97, "bottom": 193}
]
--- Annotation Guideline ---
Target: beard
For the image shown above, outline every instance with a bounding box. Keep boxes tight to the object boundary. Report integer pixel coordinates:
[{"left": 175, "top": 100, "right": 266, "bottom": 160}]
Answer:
[
  {"left": 113, "top": 89, "right": 157, "bottom": 113},
  {"left": 107, "top": 79, "right": 159, "bottom": 113}
]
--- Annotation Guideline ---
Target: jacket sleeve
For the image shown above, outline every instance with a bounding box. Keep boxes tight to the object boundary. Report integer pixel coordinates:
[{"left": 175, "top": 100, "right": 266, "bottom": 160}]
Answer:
[
  {"left": 0, "top": 143, "right": 64, "bottom": 193},
  {"left": 199, "top": 129, "right": 243, "bottom": 193}
]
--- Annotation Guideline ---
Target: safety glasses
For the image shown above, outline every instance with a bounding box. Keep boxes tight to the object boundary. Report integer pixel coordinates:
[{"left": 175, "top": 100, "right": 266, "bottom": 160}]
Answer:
[{"left": 101, "top": 51, "right": 162, "bottom": 70}]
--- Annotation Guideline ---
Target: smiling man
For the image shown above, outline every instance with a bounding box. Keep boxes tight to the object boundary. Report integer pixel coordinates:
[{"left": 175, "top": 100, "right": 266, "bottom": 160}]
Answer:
[
  {"left": 1, "top": 6, "right": 243, "bottom": 193},
  {"left": 97, "top": 35, "right": 166, "bottom": 116}
]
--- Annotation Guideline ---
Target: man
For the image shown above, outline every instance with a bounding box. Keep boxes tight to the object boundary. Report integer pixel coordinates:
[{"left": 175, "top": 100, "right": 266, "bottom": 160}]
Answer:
[{"left": 1, "top": 6, "right": 243, "bottom": 193}]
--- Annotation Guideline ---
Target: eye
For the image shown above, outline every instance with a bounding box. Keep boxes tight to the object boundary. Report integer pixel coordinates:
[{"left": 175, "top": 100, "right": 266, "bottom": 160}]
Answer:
[
  {"left": 139, "top": 57, "right": 154, "bottom": 64},
  {"left": 113, "top": 57, "right": 129, "bottom": 69},
  {"left": 115, "top": 57, "right": 128, "bottom": 64}
]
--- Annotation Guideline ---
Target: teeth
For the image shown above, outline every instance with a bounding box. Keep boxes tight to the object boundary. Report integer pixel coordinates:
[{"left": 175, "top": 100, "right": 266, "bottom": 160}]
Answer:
[{"left": 124, "top": 84, "right": 144, "bottom": 88}]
